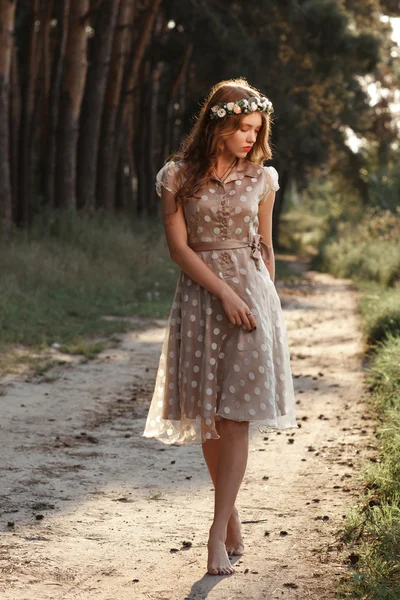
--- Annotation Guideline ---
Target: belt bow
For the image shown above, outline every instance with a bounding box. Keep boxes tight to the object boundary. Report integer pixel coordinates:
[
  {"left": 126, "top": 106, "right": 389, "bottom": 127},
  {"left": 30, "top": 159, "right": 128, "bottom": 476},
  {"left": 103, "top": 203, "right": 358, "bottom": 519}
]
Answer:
[{"left": 248, "top": 233, "right": 271, "bottom": 271}]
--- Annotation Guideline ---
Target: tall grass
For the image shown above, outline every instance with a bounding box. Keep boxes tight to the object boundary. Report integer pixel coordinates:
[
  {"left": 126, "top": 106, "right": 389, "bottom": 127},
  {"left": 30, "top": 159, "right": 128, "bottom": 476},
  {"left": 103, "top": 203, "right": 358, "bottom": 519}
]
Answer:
[
  {"left": 358, "top": 284, "right": 400, "bottom": 346},
  {"left": 337, "top": 335, "right": 400, "bottom": 600},
  {"left": 313, "top": 206, "right": 400, "bottom": 287},
  {"left": 0, "top": 208, "right": 180, "bottom": 349},
  {"left": 280, "top": 174, "right": 400, "bottom": 598},
  {"left": 292, "top": 182, "right": 400, "bottom": 599},
  {"left": 0, "top": 207, "right": 298, "bottom": 360}
]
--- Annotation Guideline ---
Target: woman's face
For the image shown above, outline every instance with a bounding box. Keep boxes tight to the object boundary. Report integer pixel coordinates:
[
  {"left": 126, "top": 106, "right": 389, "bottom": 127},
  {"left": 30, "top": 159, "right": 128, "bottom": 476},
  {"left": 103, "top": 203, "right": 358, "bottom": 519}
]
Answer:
[{"left": 224, "top": 112, "right": 263, "bottom": 157}]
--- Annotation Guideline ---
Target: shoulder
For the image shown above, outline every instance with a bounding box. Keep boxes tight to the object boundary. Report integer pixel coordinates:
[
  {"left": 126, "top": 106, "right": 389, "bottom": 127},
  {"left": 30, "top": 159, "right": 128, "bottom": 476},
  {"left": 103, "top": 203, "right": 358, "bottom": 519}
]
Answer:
[
  {"left": 156, "top": 159, "right": 185, "bottom": 180},
  {"left": 158, "top": 159, "right": 185, "bottom": 174},
  {"left": 155, "top": 160, "right": 185, "bottom": 197},
  {"left": 243, "top": 160, "right": 279, "bottom": 192},
  {"left": 258, "top": 165, "right": 279, "bottom": 205},
  {"left": 262, "top": 165, "right": 279, "bottom": 192}
]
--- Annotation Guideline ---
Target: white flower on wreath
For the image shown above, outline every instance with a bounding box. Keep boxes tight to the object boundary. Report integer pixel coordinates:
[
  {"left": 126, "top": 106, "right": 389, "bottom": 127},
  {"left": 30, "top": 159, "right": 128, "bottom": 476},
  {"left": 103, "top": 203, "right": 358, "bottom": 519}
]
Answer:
[
  {"left": 217, "top": 108, "right": 226, "bottom": 117},
  {"left": 226, "top": 102, "right": 234, "bottom": 111},
  {"left": 233, "top": 104, "right": 241, "bottom": 114},
  {"left": 250, "top": 101, "right": 258, "bottom": 111}
]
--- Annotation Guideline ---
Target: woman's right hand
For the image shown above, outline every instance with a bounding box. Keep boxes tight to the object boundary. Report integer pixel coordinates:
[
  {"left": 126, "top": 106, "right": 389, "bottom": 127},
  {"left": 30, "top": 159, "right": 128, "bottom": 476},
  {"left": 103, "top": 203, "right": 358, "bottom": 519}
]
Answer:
[{"left": 219, "top": 287, "right": 256, "bottom": 332}]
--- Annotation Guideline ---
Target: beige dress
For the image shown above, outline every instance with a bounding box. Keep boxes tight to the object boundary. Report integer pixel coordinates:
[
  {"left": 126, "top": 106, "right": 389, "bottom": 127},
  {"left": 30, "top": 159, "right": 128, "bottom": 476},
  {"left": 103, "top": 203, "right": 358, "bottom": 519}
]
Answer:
[{"left": 142, "top": 158, "right": 298, "bottom": 445}]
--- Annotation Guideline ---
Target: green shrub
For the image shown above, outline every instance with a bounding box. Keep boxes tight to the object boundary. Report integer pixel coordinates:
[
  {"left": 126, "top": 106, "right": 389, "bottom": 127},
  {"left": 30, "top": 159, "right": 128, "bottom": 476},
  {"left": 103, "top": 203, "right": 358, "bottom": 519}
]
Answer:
[
  {"left": 358, "top": 285, "right": 400, "bottom": 346},
  {"left": 338, "top": 335, "right": 400, "bottom": 600},
  {"left": 0, "top": 208, "right": 180, "bottom": 349},
  {"left": 0, "top": 207, "right": 299, "bottom": 356},
  {"left": 313, "top": 207, "right": 400, "bottom": 287}
]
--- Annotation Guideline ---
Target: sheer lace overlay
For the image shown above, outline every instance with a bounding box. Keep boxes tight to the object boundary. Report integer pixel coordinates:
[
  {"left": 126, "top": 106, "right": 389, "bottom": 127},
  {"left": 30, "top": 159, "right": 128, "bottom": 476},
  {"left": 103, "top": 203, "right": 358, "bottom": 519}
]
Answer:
[{"left": 143, "top": 158, "right": 297, "bottom": 445}]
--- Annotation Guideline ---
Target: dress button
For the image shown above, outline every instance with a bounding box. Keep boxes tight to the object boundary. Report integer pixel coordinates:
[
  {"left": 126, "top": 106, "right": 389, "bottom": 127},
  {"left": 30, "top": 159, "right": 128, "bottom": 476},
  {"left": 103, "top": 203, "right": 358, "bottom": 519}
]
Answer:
[
  {"left": 221, "top": 236, "right": 226, "bottom": 240},
  {"left": 221, "top": 200, "right": 225, "bottom": 205}
]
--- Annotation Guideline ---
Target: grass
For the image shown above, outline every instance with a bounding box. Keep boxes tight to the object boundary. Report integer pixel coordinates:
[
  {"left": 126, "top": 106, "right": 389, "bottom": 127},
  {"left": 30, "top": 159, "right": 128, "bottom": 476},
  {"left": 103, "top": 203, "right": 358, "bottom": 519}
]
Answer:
[
  {"left": 0, "top": 207, "right": 298, "bottom": 374},
  {"left": 275, "top": 256, "right": 304, "bottom": 282},
  {"left": 337, "top": 334, "right": 400, "bottom": 600},
  {"left": 314, "top": 238, "right": 400, "bottom": 287},
  {"left": 280, "top": 190, "right": 400, "bottom": 599},
  {"left": 33, "top": 360, "right": 59, "bottom": 375},
  {"left": 59, "top": 341, "right": 106, "bottom": 359},
  {"left": 357, "top": 283, "right": 400, "bottom": 347},
  {"left": 279, "top": 208, "right": 328, "bottom": 257},
  {"left": 297, "top": 199, "right": 400, "bottom": 599},
  {"left": 312, "top": 207, "right": 400, "bottom": 288},
  {"left": 0, "top": 209, "right": 179, "bottom": 355}
]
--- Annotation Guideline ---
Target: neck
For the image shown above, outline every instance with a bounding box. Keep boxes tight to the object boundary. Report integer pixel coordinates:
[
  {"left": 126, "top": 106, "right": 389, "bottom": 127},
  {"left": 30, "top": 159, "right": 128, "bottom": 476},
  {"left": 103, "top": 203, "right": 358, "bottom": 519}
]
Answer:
[{"left": 215, "top": 153, "right": 239, "bottom": 176}]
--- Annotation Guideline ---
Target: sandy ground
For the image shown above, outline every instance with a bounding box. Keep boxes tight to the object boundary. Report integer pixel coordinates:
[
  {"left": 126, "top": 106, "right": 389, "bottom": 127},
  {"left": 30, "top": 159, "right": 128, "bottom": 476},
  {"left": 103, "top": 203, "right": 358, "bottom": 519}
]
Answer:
[{"left": 0, "top": 259, "right": 378, "bottom": 600}]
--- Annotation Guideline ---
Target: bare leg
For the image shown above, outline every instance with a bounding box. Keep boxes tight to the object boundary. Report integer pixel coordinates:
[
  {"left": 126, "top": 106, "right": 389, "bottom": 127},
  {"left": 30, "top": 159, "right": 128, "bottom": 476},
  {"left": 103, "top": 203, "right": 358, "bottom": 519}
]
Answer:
[
  {"left": 202, "top": 420, "right": 245, "bottom": 556},
  {"left": 205, "top": 418, "right": 249, "bottom": 575}
]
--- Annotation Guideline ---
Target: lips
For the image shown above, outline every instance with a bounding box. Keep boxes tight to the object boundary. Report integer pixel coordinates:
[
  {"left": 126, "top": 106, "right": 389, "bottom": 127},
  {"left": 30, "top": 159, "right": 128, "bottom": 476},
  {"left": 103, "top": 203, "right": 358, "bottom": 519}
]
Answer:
[{"left": 243, "top": 146, "right": 252, "bottom": 151}]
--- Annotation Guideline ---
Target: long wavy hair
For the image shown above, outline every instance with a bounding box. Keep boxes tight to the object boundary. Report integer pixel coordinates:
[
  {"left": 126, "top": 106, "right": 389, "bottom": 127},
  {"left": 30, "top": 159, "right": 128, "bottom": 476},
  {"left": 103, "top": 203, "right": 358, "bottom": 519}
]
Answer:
[{"left": 167, "top": 77, "right": 274, "bottom": 208}]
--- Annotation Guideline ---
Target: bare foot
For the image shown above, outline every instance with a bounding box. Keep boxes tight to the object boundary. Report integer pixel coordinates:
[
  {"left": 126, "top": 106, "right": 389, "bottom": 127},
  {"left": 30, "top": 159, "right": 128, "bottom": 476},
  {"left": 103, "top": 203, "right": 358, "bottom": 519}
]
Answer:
[
  {"left": 207, "top": 531, "right": 235, "bottom": 576},
  {"left": 225, "top": 506, "right": 245, "bottom": 556}
]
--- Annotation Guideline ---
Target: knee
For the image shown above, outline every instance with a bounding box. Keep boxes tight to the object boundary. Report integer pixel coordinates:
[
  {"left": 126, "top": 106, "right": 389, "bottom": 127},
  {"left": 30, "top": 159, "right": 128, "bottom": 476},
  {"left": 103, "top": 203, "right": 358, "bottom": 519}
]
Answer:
[{"left": 220, "top": 418, "right": 249, "bottom": 439}]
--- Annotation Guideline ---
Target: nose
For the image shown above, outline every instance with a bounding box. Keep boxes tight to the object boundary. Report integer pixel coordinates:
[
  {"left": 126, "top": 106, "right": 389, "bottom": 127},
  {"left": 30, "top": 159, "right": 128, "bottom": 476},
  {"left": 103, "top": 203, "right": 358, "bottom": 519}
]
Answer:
[{"left": 247, "top": 132, "right": 257, "bottom": 144}]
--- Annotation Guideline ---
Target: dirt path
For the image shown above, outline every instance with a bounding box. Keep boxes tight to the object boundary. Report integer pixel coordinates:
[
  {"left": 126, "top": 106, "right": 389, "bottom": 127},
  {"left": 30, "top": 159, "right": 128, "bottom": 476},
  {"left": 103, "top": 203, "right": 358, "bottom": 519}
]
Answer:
[{"left": 0, "top": 260, "right": 377, "bottom": 600}]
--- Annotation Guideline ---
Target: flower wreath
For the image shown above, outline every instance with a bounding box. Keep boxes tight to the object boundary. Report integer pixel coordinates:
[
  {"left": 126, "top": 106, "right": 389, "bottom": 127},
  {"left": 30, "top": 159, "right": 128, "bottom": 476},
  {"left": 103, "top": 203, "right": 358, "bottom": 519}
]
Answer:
[{"left": 209, "top": 96, "right": 273, "bottom": 120}]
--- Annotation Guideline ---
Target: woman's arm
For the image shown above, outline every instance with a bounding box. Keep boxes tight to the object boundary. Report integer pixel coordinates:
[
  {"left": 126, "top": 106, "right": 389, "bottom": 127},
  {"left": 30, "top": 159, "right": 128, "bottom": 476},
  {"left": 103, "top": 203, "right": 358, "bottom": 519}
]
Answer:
[
  {"left": 257, "top": 187, "right": 276, "bottom": 282},
  {"left": 161, "top": 187, "right": 234, "bottom": 301},
  {"left": 156, "top": 160, "right": 256, "bottom": 330}
]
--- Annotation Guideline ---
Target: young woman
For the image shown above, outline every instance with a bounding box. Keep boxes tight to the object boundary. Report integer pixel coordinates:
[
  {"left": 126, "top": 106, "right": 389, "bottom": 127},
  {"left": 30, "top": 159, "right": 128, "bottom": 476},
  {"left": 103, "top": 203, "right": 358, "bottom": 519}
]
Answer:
[{"left": 142, "top": 78, "right": 298, "bottom": 576}]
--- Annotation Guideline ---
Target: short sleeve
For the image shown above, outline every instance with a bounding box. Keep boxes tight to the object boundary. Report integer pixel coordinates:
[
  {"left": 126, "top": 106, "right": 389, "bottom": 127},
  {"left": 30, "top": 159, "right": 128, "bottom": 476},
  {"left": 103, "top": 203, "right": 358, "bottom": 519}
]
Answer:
[
  {"left": 259, "top": 165, "right": 279, "bottom": 204},
  {"left": 155, "top": 160, "right": 180, "bottom": 197}
]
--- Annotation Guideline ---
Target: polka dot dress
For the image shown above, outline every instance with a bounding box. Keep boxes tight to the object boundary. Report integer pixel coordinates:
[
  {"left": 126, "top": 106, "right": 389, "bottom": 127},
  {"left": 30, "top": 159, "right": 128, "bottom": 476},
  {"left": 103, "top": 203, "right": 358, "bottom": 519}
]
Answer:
[{"left": 142, "top": 158, "right": 298, "bottom": 445}]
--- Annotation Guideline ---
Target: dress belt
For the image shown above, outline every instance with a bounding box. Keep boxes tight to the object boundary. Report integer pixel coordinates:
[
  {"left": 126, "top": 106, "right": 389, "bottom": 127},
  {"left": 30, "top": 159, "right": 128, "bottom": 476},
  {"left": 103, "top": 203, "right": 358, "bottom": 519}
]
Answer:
[{"left": 187, "top": 233, "right": 271, "bottom": 271}]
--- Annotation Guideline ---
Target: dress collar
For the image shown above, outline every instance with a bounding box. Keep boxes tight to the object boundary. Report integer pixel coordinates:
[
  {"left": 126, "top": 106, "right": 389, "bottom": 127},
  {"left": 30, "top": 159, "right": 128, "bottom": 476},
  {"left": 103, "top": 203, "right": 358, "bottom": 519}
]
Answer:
[{"left": 210, "top": 158, "right": 262, "bottom": 185}]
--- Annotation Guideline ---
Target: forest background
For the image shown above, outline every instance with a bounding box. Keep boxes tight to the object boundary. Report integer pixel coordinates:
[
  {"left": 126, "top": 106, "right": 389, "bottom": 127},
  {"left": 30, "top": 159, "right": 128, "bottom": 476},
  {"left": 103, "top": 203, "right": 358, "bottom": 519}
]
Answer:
[
  {"left": 0, "top": 0, "right": 398, "bottom": 327},
  {"left": 0, "top": 2, "right": 399, "bottom": 598}
]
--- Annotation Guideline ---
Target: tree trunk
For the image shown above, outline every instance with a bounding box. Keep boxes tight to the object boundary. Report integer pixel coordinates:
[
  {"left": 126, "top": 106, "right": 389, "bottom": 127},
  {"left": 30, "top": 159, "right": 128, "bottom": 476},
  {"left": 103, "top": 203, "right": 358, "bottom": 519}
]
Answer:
[
  {"left": 126, "top": 0, "right": 162, "bottom": 95},
  {"left": 135, "top": 59, "right": 151, "bottom": 216},
  {"left": 0, "top": 0, "right": 16, "bottom": 237},
  {"left": 171, "top": 65, "right": 189, "bottom": 153},
  {"left": 55, "top": 0, "right": 89, "bottom": 208},
  {"left": 161, "top": 43, "right": 193, "bottom": 163},
  {"left": 77, "top": 0, "right": 120, "bottom": 212},
  {"left": 97, "top": 0, "right": 135, "bottom": 211},
  {"left": 343, "top": 145, "right": 370, "bottom": 205},
  {"left": 9, "top": 43, "right": 20, "bottom": 223},
  {"left": 116, "top": 144, "right": 133, "bottom": 212},
  {"left": 38, "top": 0, "right": 53, "bottom": 203},
  {"left": 147, "top": 59, "right": 164, "bottom": 214},
  {"left": 16, "top": 0, "right": 41, "bottom": 227},
  {"left": 272, "top": 168, "right": 289, "bottom": 250},
  {"left": 115, "top": 0, "right": 162, "bottom": 213},
  {"left": 45, "top": 0, "right": 70, "bottom": 208}
]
